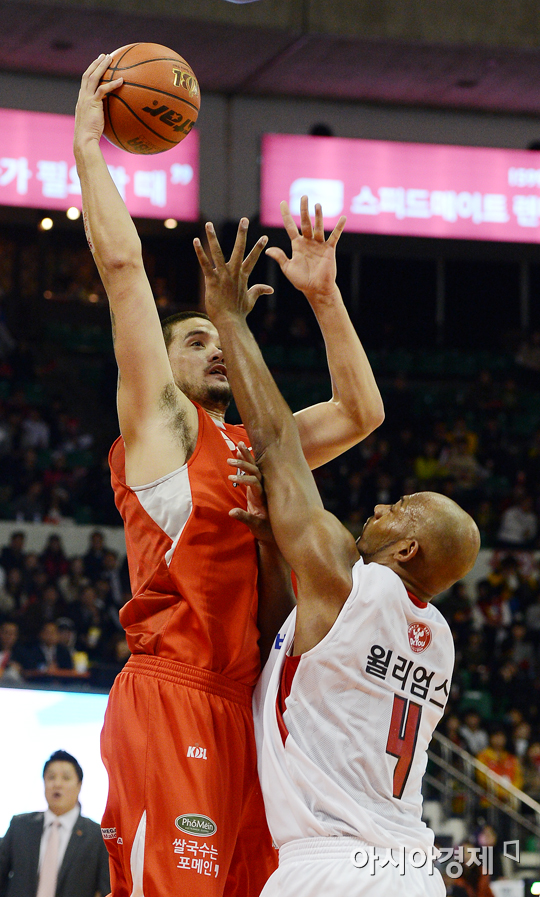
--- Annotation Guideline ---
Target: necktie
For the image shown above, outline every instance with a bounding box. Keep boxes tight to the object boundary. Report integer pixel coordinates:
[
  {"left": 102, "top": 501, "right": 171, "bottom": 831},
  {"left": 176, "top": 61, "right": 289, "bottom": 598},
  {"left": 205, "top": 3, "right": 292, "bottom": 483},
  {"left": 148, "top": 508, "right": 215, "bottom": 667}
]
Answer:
[{"left": 37, "top": 819, "right": 60, "bottom": 897}]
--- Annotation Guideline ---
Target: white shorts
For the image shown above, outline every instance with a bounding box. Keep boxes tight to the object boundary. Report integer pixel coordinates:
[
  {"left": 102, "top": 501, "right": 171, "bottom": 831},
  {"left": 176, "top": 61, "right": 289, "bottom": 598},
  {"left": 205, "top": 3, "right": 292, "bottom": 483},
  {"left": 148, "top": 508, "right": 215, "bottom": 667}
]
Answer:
[{"left": 260, "top": 838, "right": 446, "bottom": 897}]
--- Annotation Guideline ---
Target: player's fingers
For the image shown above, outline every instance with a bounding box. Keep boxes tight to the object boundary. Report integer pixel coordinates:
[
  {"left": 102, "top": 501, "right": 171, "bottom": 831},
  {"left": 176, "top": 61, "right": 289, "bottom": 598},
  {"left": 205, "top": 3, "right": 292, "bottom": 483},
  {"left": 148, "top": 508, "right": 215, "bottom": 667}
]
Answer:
[
  {"left": 237, "top": 441, "right": 258, "bottom": 465},
  {"left": 228, "top": 473, "right": 262, "bottom": 492},
  {"left": 327, "top": 215, "right": 347, "bottom": 247},
  {"left": 229, "top": 508, "right": 257, "bottom": 525},
  {"left": 313, "top": 203, "right": 325, "bottom": 242},
  {"left": 299, "top": 195, "right": 313, "bottom": 239},
  {"left": 227, "top": 457, "right": 262, "bottom": 482},
  {"left": 247, "top": 285, "right": 274, "bottom": 307},
  {"left": 82, "top": 54, "right": 108, "bottom": 82},
  {"left": 241, "top": 234, "right": 268, "bottom": 277},
  {"left": 193, "top": 237, "right": 214, "bottom": 275},
  {"left": 280, "top": 201, "right": 300, "bottom": 241},
  {"left": 265, "top": 246, "right": 289, "bottom": 269},
  {"left": 229, "top": 218, "right": 249, "bottom": 271},
  {"left": 96, "top": 77, "right": 123, "bottom": 99},
  {"left": 203, "top": 222, "right": 227, "bottom": 268},
  {"left": 85, "top": 54, "right": 112, "bottom": 88}
]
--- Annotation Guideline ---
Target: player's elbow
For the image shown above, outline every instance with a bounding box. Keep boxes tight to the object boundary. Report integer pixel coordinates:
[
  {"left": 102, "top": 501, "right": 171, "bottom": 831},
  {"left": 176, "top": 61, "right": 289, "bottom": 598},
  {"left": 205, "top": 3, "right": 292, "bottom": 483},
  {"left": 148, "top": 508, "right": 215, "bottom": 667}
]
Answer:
[
  {"left": 96, "top": 239, "right": 143, "bottom": 275},
  {"left": 346, "top": 397, "right": 385, "bottom": 439}
]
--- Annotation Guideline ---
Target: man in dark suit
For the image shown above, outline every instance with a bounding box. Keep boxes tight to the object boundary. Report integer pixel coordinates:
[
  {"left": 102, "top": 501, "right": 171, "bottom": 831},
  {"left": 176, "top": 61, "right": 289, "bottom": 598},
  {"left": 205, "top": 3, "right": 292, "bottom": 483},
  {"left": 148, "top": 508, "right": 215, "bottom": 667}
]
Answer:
[
  {"left": 0, "top": 750, "right": 110, "bottom": 897},
  {"left": 21, "top": 622, "right": 73, "bottom": 675}
]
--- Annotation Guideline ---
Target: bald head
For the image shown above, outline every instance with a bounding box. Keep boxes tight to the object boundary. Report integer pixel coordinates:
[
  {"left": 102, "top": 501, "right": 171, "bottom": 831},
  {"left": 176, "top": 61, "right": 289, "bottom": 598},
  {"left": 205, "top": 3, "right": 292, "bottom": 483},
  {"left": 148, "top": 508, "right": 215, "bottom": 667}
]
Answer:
[{"left": 357, "top": 491, "right": 480, "bottom": 600}]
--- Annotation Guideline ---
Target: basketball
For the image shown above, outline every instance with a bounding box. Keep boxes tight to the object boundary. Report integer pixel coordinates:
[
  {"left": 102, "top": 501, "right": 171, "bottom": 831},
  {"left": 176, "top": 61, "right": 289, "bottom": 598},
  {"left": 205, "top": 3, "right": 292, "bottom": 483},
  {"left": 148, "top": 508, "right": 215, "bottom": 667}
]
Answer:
[{"left": 100, "top": 43, "right": 200, "bottom": 155}]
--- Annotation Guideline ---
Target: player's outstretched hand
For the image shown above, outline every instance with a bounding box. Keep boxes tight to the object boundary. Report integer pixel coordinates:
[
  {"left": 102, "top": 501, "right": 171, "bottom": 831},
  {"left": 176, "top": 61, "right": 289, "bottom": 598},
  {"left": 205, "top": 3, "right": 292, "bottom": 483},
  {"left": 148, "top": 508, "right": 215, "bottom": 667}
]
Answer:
[
  {"left": 228, "top": 443, "right": 274, "bottom": 544},
  {"left": 266, "top": 195, "right": 346, "bottom": 305},
  {"left": 194, "top": 218, "right": 274, "bottom": 323},
  {"left": 74, "top": 54, "right": 123, "bottom": 149}
]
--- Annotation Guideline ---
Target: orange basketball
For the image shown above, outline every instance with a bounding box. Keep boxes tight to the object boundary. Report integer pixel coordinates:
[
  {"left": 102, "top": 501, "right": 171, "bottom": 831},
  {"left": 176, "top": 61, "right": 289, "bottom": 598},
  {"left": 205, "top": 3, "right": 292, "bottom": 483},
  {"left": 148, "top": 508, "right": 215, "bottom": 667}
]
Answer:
[{"left": 100, "top": 43, "right": 200, "bottom": 155}]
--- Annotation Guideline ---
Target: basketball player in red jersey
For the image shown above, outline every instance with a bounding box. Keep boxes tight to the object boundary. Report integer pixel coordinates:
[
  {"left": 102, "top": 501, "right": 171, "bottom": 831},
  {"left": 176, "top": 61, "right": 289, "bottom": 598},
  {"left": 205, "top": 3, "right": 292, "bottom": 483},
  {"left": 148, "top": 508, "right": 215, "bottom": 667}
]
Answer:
[{"left": 74, "top": 54, "right": 384, "bottom": 897}]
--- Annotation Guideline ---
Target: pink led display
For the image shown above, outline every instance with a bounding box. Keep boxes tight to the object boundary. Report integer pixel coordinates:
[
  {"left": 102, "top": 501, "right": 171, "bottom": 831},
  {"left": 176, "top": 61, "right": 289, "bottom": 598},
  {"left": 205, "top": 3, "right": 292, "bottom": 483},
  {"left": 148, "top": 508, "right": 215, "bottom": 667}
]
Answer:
[
  {"left": 0, "top": 107, "right": 199, "bottom": 220},
  {"left": 261, "top": 133, "right": 540, "bottom": 242}
]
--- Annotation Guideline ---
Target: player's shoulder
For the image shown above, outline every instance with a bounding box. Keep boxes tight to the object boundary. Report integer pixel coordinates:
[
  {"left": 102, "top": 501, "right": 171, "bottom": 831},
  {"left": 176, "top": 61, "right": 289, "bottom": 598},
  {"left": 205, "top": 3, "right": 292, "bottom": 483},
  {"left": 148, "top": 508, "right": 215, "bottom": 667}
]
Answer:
[{"left": 354, "top": 557, "right": 405, "bottom": 596}]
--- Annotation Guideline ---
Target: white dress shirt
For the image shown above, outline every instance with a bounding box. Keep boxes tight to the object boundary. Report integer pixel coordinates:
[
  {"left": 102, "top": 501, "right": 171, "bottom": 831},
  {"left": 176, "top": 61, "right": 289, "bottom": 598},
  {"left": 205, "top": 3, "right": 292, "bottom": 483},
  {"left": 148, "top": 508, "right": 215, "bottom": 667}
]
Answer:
[{"left": 39, "top": 805, "right": 80, "bottom": 872}]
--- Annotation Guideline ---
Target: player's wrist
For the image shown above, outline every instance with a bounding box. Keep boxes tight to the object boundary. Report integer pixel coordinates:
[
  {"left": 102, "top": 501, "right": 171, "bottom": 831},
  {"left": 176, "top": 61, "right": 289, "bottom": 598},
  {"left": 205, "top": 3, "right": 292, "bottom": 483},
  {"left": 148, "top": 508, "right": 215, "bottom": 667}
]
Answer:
[{"left": 303, "top": 283, "right": 341, "bottom": 307}]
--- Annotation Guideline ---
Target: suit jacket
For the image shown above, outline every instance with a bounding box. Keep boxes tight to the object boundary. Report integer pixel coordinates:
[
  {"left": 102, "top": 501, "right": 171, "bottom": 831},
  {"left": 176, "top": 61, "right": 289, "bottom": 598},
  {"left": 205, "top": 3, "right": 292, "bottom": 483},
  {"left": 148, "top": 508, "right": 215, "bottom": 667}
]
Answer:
[
  {"left": 22, "top": 643, "right": 73, "bottom": 671},
  {"left": 0, "top": 811, "right": 110, "bottom": 897}
]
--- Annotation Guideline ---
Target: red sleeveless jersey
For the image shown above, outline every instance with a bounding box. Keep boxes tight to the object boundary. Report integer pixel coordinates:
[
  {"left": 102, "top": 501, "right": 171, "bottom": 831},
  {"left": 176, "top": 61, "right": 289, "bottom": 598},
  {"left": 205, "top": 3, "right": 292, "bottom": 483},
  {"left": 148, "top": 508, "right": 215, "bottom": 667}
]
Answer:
[{"left": 109, "top": 403, "right": 260, "bottom": 686}]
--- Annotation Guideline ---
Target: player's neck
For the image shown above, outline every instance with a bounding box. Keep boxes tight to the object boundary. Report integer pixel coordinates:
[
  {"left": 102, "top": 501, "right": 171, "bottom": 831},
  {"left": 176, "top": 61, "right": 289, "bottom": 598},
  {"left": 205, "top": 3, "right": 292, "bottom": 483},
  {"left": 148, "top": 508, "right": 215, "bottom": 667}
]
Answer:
[{"left": 204, "top": 406, "right": 226, "bottom": 425}]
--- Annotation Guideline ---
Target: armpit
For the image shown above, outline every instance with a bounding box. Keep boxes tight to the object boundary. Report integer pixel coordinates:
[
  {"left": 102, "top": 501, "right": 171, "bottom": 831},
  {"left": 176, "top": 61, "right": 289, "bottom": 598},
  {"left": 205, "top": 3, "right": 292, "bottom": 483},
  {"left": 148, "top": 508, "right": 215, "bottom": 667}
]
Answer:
[{"left": 159, "top": 382, "right": 195, "bottom": 458}]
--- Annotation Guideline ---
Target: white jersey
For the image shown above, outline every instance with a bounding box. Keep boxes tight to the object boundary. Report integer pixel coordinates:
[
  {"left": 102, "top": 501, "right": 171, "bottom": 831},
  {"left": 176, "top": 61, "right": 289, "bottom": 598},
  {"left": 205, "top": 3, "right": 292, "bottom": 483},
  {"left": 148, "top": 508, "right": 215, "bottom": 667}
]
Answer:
[{"left": 253, "top": 558, "right": 454, "bottom": 853}]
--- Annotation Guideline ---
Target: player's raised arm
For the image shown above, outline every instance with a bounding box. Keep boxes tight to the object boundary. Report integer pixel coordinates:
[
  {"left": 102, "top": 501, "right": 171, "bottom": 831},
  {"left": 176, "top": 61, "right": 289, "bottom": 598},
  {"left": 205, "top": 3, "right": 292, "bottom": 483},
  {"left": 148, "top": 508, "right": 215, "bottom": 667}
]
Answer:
[
  {"left": 196, "top": 225, "right": 358, "bottom": 648},
  {"left": 73, "top": 55, "right": 197, "bottom": 470},
  {"left": 268, "top": 196, "right": 384, "bottom": 469}
]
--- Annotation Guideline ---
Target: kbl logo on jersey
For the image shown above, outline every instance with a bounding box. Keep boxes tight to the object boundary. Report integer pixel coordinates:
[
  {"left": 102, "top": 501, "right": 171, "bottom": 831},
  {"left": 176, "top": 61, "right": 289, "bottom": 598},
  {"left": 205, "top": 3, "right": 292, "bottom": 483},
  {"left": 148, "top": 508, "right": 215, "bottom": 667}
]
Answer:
[
  {"left": 187, "top": 745, "right": 208, "bottom": 759},
  {"left": 408, "top": 622, "right": 432, "bottom": 653}
]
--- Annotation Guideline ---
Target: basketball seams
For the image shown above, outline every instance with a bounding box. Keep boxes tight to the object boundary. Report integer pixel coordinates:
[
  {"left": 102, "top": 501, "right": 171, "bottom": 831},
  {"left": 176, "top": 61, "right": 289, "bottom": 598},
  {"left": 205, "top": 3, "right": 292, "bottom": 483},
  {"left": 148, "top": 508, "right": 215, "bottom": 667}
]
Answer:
[
  {"left": 106, "top": 94, "right": 179, "bottom": 150},
  {"left": 111, "top": 82, "right": 199, "bottom": 115},
  {"left": 109, "top": 44, "right": 139, "bottom": 80},
  {"left": 112, "top": 58, "right": 196, "bottom": 73}
]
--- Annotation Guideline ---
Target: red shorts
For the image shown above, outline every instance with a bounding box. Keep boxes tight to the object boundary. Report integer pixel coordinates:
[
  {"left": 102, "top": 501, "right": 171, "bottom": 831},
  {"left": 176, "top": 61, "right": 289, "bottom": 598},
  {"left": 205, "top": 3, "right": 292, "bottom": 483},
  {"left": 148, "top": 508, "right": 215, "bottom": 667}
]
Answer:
[{"left": 101, "top": 654, "right": 277, "bottom": 897}]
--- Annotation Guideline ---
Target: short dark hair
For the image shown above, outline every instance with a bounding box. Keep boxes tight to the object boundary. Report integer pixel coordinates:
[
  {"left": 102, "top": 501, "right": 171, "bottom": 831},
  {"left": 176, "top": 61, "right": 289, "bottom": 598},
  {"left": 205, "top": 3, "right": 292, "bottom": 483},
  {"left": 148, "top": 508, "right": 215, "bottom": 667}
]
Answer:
[
  {"left": 43, "top": 750, "right": 83, "bottom": 782},
  {"left": 161, "top": 311, "right": 211, "bottom": 350}
]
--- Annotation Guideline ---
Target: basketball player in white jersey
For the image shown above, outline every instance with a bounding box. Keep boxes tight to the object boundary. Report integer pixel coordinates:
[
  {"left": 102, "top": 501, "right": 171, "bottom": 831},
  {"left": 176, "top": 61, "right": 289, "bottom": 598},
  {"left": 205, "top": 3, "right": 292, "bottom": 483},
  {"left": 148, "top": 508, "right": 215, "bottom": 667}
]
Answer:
[{"left": 196, "top": 221, "right": 481, "bottom": 897}]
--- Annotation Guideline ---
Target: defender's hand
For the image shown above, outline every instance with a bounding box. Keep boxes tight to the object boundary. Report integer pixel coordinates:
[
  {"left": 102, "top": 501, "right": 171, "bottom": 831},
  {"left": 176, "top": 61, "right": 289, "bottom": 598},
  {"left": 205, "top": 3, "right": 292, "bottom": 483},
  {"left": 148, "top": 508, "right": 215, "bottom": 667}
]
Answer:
[
  {"left": 228, "top": 442, "right": 274, "bottom": 544},
  {"left": 194, "top": 218, "right": 273, "bottom": 323},
  {"left": 266, "top": 195, "right": 346, "bottom": 304}
]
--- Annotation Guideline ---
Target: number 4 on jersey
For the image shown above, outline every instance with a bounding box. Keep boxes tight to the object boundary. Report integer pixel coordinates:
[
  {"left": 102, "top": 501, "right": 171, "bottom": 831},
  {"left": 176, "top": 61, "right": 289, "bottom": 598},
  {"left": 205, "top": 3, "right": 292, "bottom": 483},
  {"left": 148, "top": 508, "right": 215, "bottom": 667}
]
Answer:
[{"left": 386, "top": 695, "right": 422, "bottom": 799}]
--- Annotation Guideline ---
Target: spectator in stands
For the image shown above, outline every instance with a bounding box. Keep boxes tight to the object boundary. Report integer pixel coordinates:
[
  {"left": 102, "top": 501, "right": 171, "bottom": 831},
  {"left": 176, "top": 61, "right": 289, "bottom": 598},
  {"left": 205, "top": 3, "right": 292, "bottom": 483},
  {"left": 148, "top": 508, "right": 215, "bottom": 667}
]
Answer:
[
  {"left": 512, "top": 719, "right": 532, "bottom": 760},
  {"left": 69, "top": 585, "right": 107, "bottom": 660},
  {"left": 57, "top": 557, "right": 90, "bottom": 605},
  {"left": 521, "top": 740, "right": 540, "bottom": 802},
  {"left": 0, "top": 620, "right": 24, "bottom": 683},
  {"left": 497, "top": 494, "right": 538, "bottom": 549},
  {"left": 22, "top": 621, "right": 73, "bottom": 674},
  {"left": 1, "top": 567, "right": 28, "bottom": 613},
  {"left": 20, "top": 407, "right": 50, "bottom": 450},
  {"left": 83, "top": 531, "right": 105, "bottom": 582},
  {"left": 56, "top": 617, "right": 78, "bottom": 667},
  {"left": 500, "top": 621, "right": 535, "bottom": 677},
  {"left": 438, "top": 581, "right": 473, "bottom": 647},
  {"left": 476, "top": 726, "right": 523, "bottom": 801},
  {"left": 476, "top": 575, "right": 511, "bottom": 653},
  {"left": 0, "top": 531, "right": 26, "bottom": 574},
  {"left": 414, "top": 439, "right": 444, "bottom": 488},
  {"left": 19, "top": 583, "right": 65, "bottom": 643},
  {"left": 20, "top": 551, "right": 41, "bottom": 592},
  {"left": 13, "top": 481, "right": 45, "bottom": 522},
  {"left": 39, "top": 534, "right": 70, "bottom": 581},
  {"left": 460, "top": 711, "right": 489, "bottom": 756},
  {"left": 489, "top": 660, "right": 530, "bottom": 717},
  {"left": 101, "top": 549, "right": 125, "bottom": 609},
  {"left": 439, "top": 437, "right": 488, "bottom": 504}
]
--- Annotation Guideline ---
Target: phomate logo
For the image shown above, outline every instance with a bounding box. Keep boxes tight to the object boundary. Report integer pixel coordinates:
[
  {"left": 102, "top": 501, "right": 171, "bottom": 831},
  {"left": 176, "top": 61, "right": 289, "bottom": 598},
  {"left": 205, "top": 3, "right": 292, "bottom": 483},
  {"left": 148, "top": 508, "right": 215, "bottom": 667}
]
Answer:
[
  {"left": 175, "top": 814, "right": 217, "bottom": 837},
  {"left": 408, "top": 622, "right": 432, "bottom": 653}
]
